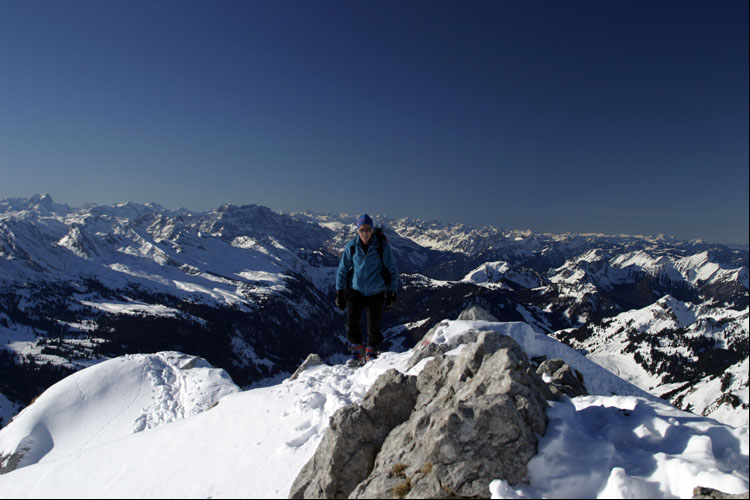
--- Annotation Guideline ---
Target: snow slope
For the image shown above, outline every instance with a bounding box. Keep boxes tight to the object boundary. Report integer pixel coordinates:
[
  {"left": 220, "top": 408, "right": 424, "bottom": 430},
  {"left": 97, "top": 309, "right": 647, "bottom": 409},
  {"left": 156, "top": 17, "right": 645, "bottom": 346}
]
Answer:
[
  {"left": 0, "top": 319, "right": 746, "bottom": 498},
  {"left": 0, "top": 352, "right": 238, "bottom": 471}
]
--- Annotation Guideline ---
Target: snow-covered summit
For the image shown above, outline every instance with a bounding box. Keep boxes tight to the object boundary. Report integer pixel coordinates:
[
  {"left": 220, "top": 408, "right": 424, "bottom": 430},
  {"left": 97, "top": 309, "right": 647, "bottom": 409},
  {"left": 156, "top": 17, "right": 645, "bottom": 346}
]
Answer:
[
  {"left": 0, "top": 194, "right": 71, "bottom": 217},
  {"left": 0, "top": 315, "right": 747, "bottom": 499}
]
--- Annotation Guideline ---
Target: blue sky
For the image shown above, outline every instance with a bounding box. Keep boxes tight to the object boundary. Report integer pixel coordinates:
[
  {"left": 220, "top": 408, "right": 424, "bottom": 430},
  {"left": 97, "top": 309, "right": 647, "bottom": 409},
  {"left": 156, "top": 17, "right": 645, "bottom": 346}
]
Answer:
[{"left": 1, "top": 0, "right": 747, "bottom": 244}]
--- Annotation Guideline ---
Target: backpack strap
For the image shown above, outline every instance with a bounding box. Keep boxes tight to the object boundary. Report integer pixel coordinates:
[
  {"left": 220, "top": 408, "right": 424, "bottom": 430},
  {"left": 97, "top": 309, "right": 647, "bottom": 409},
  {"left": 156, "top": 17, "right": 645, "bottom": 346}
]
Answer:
[
  {"left": 346, "top": 239, "right": 356, "bottom": 289},
  {"left": 373, "top": 228, "right": 392, "bottom": 287}
]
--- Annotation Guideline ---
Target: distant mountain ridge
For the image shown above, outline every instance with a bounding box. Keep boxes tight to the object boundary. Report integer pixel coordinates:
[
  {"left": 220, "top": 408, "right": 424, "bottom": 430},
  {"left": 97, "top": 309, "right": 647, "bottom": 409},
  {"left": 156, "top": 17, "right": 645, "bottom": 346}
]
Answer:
[{"left": 0, "top": 195, "right": 747, "bottom": 428}]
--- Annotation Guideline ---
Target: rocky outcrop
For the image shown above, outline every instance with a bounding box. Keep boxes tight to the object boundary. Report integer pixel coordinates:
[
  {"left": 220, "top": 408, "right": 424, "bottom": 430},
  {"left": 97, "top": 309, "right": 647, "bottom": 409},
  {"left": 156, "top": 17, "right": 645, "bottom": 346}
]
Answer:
[
  {"left": 535, "top": 358, "right": 588, "bottom": 398},
  {"left": 289, "top": 354, "right": 324, "bottom": 381},
  {"left": 456, "top": 305, "right": 499, "bottom": 322},
  {"left": 288, "top": 370, "right": 419, "bottom": 498},
  {"left": 289, "top": 330, "right": 556, "bottom": 499},
  {"left": 693, "top": 486, "right": 750, "bottom": 499}
]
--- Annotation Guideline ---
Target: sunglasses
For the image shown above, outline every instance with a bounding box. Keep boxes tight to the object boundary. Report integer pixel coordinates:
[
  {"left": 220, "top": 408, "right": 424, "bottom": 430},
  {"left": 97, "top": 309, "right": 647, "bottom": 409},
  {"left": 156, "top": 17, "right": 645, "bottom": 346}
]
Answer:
[{"left": 357, "top": 226, "right": 373, "bottom": 233}]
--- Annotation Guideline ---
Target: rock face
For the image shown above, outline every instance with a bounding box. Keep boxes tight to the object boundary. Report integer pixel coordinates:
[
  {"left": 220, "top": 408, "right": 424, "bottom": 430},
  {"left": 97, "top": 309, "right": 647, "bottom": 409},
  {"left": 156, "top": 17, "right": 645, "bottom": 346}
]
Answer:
[
  {"left": 288, "top": 370, "right": 419, "bottom": 499},
  {"left": 456, "top": 305, "right": 499, "bottom": 322},
  {"left": 289, "top": 354, "right": 324, "bottom": 381},
  {"left": 693, "top": 486, "right": 750, "bottom": 499},
  {"left": 536, "top": 358, "right": 588, "bottom": 398},
  {"left": 289, "top": 330, "right": 555, "bottom": 499}
]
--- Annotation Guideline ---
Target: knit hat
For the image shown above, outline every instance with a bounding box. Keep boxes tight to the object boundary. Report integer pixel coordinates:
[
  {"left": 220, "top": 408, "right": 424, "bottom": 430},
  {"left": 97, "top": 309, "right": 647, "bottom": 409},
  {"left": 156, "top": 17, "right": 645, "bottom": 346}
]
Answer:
[{"left": 356, "top": 213, "right": 373, "bottom": 229}]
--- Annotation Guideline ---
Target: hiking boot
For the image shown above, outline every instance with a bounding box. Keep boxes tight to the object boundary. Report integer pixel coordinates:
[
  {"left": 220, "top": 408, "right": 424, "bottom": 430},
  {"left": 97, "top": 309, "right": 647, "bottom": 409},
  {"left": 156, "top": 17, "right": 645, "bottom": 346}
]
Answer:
[
  {"left": 365, "top": 346, "right": 378, "bottom": 363},
  {"left": 346, "top": 344, "right": 363, "bottom": 367}
]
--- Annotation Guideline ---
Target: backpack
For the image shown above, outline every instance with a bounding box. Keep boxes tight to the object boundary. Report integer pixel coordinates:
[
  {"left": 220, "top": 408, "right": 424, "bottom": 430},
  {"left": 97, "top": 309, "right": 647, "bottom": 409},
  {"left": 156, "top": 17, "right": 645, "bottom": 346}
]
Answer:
[{"left": 346, "top": 227, "right": 392, "bottom": 289}]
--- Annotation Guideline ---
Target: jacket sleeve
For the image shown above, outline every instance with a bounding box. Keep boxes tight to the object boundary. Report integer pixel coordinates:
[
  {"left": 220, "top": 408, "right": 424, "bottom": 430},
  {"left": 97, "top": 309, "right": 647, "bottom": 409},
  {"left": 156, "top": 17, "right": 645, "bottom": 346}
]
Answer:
[
  {"left": 383, "top": 243, "right": 399, "bottom": 293},
  {"left": 335, "top": 244, "right": 352, "bottom": 291}
]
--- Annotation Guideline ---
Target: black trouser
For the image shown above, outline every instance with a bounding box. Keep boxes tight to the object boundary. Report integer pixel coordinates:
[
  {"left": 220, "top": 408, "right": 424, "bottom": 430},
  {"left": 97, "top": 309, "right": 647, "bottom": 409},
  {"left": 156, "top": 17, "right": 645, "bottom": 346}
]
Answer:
[{"left": 346, "top": 290, "right": 384, "bottom": 348}]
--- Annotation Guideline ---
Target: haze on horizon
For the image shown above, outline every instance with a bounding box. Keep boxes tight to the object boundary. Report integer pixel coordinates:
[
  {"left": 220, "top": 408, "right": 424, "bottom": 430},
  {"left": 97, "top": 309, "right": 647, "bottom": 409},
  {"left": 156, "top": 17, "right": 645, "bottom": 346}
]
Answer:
[{"left": 1, "top": 0, "right": 747, "bottom": 245}]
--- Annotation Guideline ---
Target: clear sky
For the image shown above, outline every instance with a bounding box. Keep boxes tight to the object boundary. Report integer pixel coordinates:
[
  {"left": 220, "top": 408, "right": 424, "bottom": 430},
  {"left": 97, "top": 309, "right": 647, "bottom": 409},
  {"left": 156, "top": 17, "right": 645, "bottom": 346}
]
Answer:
[{"left": 1, "top": 0, "right": 748, "bottom": 244}]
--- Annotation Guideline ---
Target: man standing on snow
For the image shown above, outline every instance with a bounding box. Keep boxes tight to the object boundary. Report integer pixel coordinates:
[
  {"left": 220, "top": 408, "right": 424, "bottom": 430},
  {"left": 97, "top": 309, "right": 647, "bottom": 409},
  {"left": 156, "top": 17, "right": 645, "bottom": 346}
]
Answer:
[{"left": 335, "top": 213, "right": 399, "bottom": 367}]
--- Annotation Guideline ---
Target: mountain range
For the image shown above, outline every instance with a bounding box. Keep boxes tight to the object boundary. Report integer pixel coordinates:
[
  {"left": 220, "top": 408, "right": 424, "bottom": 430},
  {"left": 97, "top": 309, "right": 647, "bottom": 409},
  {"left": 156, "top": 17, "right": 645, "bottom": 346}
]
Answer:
[{"left": 0, "top": 194, "right": 747, "bottom": 428}]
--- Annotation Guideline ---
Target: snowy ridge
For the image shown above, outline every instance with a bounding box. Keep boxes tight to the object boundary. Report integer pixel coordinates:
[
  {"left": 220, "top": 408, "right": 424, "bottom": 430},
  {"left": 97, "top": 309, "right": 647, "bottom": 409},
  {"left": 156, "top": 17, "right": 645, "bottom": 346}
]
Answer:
[
  {"left": 676, "top": 251, "right": 749, "bottom": 288},
  {"left": 551, "top": 247, "right": 748, "bottom": 292},
  {"left": 0, "top": 318, "right": 747, "bottom": 498},
  {"left": 0, "top": 352, "right": 238, "bottom": 471},
  {"left": 462, "top": 261, "right": 543, "bottom": 289}
]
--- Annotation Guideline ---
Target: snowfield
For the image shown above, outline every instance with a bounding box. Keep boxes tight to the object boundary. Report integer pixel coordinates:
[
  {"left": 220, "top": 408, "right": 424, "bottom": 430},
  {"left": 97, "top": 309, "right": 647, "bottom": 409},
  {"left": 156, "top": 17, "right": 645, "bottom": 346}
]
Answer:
[{"left": 0, "top": 319, "right": 747, "bottom": 499}]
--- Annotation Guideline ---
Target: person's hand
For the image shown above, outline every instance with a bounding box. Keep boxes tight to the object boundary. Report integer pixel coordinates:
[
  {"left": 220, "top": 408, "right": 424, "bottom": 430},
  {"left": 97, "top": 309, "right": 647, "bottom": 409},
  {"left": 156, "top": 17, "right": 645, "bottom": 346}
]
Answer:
[
  {"left": 384, "top": 291, "right": 396, "bottom": 309},
  {"left": 335, "top": 290, "right": 347, "bottom": 311}
]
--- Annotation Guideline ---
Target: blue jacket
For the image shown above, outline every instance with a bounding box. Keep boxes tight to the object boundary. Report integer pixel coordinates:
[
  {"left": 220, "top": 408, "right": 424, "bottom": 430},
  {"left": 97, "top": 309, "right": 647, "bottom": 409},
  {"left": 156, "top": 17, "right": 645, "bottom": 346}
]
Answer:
[{"left": 336, "top": 234, "right": 399, "bottom": 295}]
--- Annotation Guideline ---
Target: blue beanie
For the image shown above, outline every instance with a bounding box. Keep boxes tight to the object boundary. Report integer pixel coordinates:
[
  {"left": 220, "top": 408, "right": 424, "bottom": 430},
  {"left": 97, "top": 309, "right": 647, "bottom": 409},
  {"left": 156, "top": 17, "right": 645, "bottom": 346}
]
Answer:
[{"left": 356, "top": 213, "right": 373, "bottom": 228}]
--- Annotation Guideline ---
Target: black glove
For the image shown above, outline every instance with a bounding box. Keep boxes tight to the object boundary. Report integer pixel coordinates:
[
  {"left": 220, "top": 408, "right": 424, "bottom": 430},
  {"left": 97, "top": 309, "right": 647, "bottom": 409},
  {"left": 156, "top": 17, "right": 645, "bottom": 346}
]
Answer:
[
  {"left": 384, "top": 291, "right": 396, "bottom": 309},
  {"left": 335, "top": 290, "right": 347, "bottom": 311}
]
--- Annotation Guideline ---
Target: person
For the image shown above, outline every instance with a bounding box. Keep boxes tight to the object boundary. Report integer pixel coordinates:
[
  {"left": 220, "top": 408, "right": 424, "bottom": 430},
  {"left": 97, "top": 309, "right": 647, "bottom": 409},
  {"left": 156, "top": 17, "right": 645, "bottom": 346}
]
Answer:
[{"left": 335, "top": 213, "right": 398, "bottom": 366}]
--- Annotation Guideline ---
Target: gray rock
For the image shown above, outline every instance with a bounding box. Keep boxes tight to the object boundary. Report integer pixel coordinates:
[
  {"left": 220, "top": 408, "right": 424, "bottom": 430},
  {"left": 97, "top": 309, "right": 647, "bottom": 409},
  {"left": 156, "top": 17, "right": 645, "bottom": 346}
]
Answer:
[
  {"left": 456, "top": 305, "right": 499, "bottom": 322},
  {"left": 289, "top": 353, "right": 324, "bottom": 381},
  {"left": 406, "top": 306, "right": 499, "bottom": 371},
  {"left": 693, "top": 486, "right": 750, "bottom": 499},
  {"left": 0, "top": 447, "right": 28, "bottom": 475},
  {"left": 536, "top": 358, "right": 588, "bottom": 398},
  {"left": 407, "top": 325, "right": 504, "bottom": 372},
  {"left": 406, "top": 321, "right": 450, "bottom": 370},
  {"left": 288, "top": 369, "right": 418, "bottom": 499},
  {"left": 290, "top": 330, "right": 554, "bottom": 499}
]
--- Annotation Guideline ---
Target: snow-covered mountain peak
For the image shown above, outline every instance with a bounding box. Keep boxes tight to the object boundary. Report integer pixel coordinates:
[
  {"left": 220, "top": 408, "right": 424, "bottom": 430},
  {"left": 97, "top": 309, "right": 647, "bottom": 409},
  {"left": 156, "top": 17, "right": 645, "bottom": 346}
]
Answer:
[
  {"left": 611, "top": 249, "right": 666, "bottom": 268},
  {"left": 0, "top": 194, "right": 70, "bottom": 220},
  {"left": 28, "top": 193, "right": 55, "bottom": 211},
  {"left": 84, "top": 201, "right": 168, "bottom": 222},
  {"left": 462, "top": 261, "right": 511, "bottom": 283},
  {"left": 56, "top": 224, "right": 100, "bottom": 260},
  {"left": 676, "top": 250, "right": 749, "bottom": 288},
  {"left": 593, "top": 295, "right": 704, "bottom": 335},
  {"left": 576, "top": 248, "right": 609, "bottom": 264},
  {"left": 461, "top": 261, "right": 543, "bottom": 289}
]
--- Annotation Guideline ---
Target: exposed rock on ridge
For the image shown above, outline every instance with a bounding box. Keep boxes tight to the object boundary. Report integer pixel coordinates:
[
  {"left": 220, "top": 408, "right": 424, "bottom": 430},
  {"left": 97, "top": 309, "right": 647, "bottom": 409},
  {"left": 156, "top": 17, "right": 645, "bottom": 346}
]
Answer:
[{"left": 289, "top": 328, "right": 558, "bottom": 499}]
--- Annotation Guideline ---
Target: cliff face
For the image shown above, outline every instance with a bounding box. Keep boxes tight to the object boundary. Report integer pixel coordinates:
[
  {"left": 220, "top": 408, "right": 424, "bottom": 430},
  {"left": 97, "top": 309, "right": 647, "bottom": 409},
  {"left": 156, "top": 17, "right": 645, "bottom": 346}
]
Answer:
[{"left": 290, "top": 327, "right": 583, "bottom": 499}]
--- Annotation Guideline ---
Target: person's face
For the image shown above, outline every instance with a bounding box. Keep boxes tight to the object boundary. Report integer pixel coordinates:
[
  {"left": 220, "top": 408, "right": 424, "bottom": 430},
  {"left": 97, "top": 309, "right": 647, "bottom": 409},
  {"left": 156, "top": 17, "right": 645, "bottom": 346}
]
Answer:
[{"left": 357, "top": 225, "right": 373, "bottom": 244}]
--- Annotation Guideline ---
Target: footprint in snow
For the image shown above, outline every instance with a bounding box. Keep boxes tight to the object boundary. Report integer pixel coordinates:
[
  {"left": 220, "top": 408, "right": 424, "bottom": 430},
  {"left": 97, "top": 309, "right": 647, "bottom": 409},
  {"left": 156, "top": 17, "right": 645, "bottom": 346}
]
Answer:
[
  {"left": 285, "top": 426, "right": 318, "bottom": 449},
  {"left": 298, "top": 392, "right": 326, "bottom": 411}
]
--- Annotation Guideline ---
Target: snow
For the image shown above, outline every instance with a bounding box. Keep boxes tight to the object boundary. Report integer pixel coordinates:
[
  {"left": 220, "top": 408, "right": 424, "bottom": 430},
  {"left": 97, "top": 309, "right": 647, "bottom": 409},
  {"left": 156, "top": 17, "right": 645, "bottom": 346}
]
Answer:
[
  {"left": 463, "top": 261, "right": 511, "bottom": 283},
  {"left": 0, "top": 318, "right": 746, "bottom": 498},
  {"left": 79, "top": 299, "right": 183, "bottom": 317},
  {"left": 675, "top": 251, "right": 749, "bottom": 288},
  {"left": 0, "top": 352, "right": 238, "bottom": 471},
  {"left": 462, "top": 261, "right": 541, "bottom": 289},
  {"left": 491, "top": 396, "right": 748, "bottom": 499}
]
